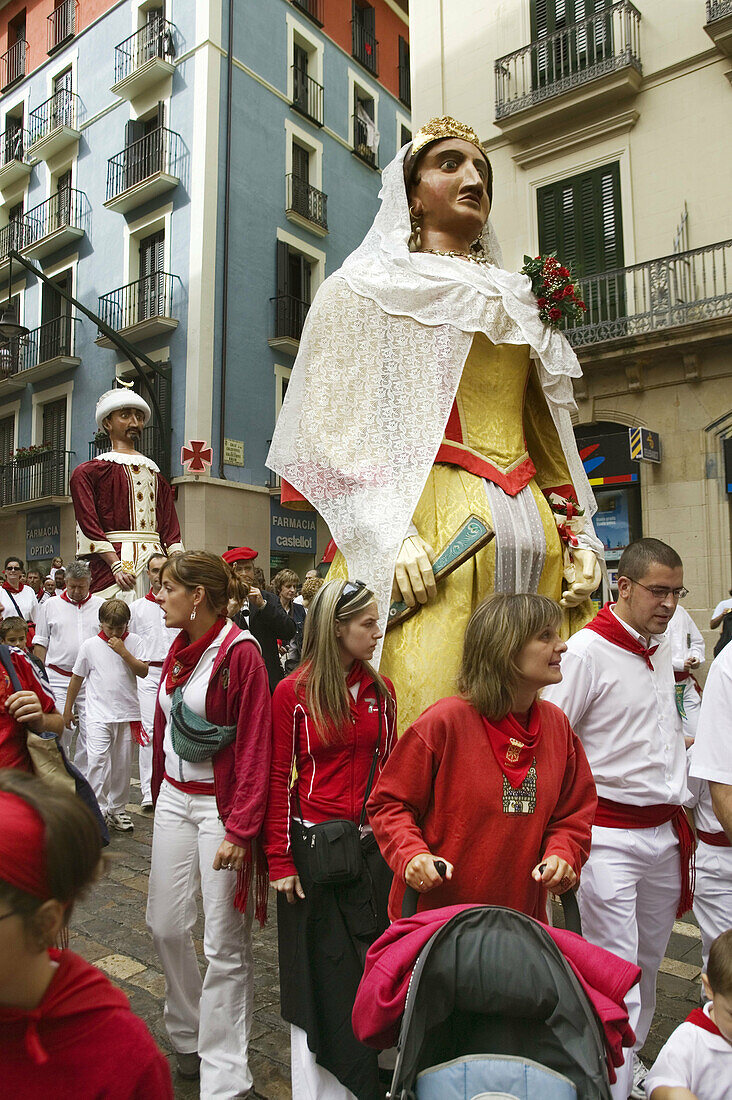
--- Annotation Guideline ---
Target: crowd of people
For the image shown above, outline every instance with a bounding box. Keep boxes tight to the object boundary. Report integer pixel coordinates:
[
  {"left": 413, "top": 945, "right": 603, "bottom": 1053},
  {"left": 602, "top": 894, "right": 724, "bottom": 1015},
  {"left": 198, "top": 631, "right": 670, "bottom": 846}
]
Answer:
[{"left": 0, "top": 536, "right": 730, "bottom": 1100}]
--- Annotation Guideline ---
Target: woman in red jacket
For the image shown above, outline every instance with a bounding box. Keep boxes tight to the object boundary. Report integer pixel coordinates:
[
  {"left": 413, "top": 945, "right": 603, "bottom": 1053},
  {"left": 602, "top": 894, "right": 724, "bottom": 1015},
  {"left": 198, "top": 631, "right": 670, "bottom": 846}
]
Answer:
[
  {"left": 0, "top": 769, "right": 172, "bottom": 1099},
  {"left": 263, "top": 579, "right": 396, "bottom": 1100},
  {"left": 146, "top": 551, "right": 272, "bottom": 1097},
  {"left": 368, "top": 592, "right": 597, "bottom": 923}
]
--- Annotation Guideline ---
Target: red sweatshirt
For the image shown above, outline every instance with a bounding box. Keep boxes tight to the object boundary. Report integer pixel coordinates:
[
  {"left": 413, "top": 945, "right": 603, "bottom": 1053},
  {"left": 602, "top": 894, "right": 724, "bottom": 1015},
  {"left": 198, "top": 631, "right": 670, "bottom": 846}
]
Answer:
[
  {"left": 0, "top": 647, "right": 58, "bottom": 771},
  {"left": 367, "top": 696, "right": 597, "bottom": 922},
  {"left": 262, "top": 663, "right": 396, "bottom": 879},
  {"left": 0, "top": 949, "right": 173, "bottom": 1098}
]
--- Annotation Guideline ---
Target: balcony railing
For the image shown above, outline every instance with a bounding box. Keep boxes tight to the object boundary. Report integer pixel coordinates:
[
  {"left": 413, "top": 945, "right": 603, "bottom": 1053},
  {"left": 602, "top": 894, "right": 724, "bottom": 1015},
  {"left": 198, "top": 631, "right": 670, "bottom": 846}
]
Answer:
[
  {"left": 563, "top": 240, "right": 732, "bottom": 348},
  {"left": 353, "top": 113, "right": 377, "bottom": 168},
  {"left": 707, "top": 0, "right": 732, "bottom": 21},
  {"left": 0, "top": 448, "right": 72, "bottom": 506},
  {"left": 2, "top": 40, "right": 27, "bottom": 90},
  {"left": 352, "top": 22, "right": 378, "bottom": 75},
  {"left": 286, "top": 174, "right": 328, "bottom": 231},
  {"left": 48, "top": 0, "right": 77, "bottom": 53},
  {"left": 291, "top": 66, "right": 324, "bottom": 125},
  {"left": 0, "top": 316, "right": 77, "bottom": 381},
  {"left": 98, "top": 272, "right": 176, "bottom": 332},
  {"left": 28, "top": 90, "right": 79, "bottom": 144},
  {"left": 495, "top": 1, "right": 641, "bottom": 120},
  {"left": 106, "top": 127, "right": 181, "bottom": 201},
  {"left": 271, "top": 294, "right": 310, "bottom": 343},
  {"left": 398, "top": 62, "right": 411, "bottom": 108},
  {"left": 0, "top": 189, "right": 85, "bottom": 257},
  {"left": 292, "top": 0, "right": 324, "bottom": 26},
  {"left": 114, "top": 19, "right": 176, "bottom": 84},
  {"left": 0, "top": 126, "right": 29, "bottom": 170}
]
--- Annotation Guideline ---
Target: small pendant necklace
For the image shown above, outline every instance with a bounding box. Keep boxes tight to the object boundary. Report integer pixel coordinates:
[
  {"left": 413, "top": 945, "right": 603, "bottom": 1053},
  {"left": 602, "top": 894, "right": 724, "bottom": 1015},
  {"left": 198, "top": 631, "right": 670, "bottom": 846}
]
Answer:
[{"left": 419, "top": 248, "right": 491, "bottom": 265}]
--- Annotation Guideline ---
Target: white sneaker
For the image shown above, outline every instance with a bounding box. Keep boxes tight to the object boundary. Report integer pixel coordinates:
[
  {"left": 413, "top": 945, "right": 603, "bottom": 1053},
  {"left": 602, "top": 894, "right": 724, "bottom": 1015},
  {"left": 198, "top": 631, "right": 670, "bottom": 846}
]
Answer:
[
  {"left": 629, "top": 1053, "right": 648, "bottom": 1099},
  {"left": 107, "top": 811, "right": 134, "bottom": 832}
]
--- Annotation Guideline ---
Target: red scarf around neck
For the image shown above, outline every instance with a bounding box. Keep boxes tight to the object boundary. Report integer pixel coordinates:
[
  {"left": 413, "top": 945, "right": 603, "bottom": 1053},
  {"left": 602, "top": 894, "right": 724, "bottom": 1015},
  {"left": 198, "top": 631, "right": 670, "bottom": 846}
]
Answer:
[
  {"left": 97, "top": 630, "right": 129, "bottom": 642},
  {"left": 165, "top": 617, "right": 226, "bottom": 693},
  {"left": 2, "top": 580, "right": 21, "bottom": 594},
  {"left": 61, "top": 590, "right": 92, "bottom": 608},
  {"left": 685, "top": 1007, "right": 724, "bottom": 1038},
  {"left": 585, "top": 603, "right": 659, "bottom": 670},
  {"left": 144, "top": 590, "right": 160, "bottom": 605},
  {"left": 482, "top": 705, "right": 542, "bottom": 789}
]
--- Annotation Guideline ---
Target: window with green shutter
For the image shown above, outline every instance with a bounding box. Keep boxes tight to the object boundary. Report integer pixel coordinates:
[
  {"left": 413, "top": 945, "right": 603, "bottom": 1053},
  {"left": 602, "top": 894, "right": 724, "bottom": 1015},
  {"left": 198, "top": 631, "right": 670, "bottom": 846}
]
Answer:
[
  {"left": 537, "top": 161, "right": 625, "bottom": 322},
  {"left": 530, "top": 0, "right": 614, "bottom": 90}
]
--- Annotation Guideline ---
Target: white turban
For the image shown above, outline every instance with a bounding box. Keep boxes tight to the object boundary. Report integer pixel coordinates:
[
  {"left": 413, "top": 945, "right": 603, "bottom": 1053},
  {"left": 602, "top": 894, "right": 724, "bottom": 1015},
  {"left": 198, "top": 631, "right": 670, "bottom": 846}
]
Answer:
[{"left": 95, "top": 387, "right": 151, "bottom": 429}]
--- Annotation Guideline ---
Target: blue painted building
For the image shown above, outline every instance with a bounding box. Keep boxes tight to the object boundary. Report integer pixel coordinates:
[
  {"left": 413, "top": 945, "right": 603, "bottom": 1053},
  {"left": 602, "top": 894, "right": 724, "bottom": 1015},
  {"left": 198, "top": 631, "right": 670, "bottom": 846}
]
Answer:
[{"left": 0, "top": 0, "right": 411, "bottom": 577}]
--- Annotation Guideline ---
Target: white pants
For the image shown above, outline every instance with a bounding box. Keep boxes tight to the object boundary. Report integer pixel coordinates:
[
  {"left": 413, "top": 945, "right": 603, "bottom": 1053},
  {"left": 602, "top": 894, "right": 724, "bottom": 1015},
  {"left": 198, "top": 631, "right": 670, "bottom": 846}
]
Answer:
[
  {"left": 48, "top": 670, "right": 88, "bottom": 775},
  {"left": 578, "top": 822, "right": 680, "bottom": 1100},
  {"left": 146, "top": 781, "right": 254, "bottom": 1100},
  {"left": 85, "top": 719, "right": 132, "bottom": 816},
  {"left": 290, "top": 1025, "right": 357, "bottom": 1100},
  {"left": 693, "top": 842, "right": 732, "bottom": 974},
  {"left": 136, "top": 666, "right": 161, "bottom": 802}
]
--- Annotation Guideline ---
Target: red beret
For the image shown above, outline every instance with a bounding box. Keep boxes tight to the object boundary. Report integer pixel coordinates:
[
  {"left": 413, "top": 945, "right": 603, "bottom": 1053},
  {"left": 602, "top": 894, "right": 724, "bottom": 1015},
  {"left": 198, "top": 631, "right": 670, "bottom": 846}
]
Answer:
[{"left": 222, "top": 546, "right": 258, "bottom": 564}]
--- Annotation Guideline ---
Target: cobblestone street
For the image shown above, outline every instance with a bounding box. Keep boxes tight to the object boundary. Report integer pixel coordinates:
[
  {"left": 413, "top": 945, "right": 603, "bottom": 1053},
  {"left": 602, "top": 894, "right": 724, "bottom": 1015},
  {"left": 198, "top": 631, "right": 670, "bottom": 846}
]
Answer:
[{"left": 70, "top": 781, "right": 704, "bottom": 1099}]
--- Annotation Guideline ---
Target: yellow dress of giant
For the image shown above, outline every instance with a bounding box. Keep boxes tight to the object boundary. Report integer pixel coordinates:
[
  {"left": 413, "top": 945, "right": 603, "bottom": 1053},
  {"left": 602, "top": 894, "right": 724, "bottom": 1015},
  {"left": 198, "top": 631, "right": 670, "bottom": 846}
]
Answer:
[{"left": 330, "top": 331, "right": 591, "bottom": 733}]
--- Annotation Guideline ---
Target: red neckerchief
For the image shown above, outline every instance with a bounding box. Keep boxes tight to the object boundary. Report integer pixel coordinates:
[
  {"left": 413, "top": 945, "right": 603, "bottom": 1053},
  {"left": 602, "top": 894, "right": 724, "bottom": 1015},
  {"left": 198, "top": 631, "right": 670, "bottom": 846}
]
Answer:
[
  {"left": 60, "top": 591, "right": 92, "bottom": 608},
  {"left": 97, "top": 630, "right": 129, "bottom": 642},
  {"left": 685, "top": 1007, "right": 724, "bottom": 1038},
  {"left": 584, "top": 603, "right": 659, "bottom": 670},
  {"left": 0, "top": 948, "right": 128, "bottom": 1065},
  {"left": 2, "top": 580, "right": 20, "bottom": 594},
  {"left": 482, "top": 704, "right": 542, "bottom": 789},
  {"left": 165, "top": 617, "right": 226, "bottom": 693},
  {"left": 144, "top": 590, "right": 159, "bottom": 605}
]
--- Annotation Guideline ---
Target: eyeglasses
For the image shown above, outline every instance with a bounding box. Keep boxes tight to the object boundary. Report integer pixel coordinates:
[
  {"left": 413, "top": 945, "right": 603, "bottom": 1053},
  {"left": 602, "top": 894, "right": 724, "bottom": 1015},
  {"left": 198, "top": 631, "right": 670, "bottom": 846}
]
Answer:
[
  {"left": 4, "top": 566, "right": 21, "bottom": 572},
  {"left": 633, "top": 581, "right": 689, "bottom": 601},
  {"left": 335, "top": 579, "right": 366, "bottom": 614}
]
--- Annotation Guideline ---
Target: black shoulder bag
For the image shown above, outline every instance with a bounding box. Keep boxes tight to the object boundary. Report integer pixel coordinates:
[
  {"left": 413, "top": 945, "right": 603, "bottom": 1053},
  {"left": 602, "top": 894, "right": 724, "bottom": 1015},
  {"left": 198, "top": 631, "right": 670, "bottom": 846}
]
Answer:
[{"left": 294, "top": 695, "right": 384, "bottom": 886}]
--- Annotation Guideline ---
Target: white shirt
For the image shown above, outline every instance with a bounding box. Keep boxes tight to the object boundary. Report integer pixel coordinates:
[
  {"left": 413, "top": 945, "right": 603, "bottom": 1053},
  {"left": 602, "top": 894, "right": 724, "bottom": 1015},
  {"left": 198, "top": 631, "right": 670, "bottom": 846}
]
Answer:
[
  {"left": 667, "top": 605, "right": 705, "bottom": 672},
  {"left": 129, "top": 595, "right": 179, "bottom": 663},
  {"left": 34, "top": 593, "right": 104, "bottom": 672},
  {"left": 644, "top": 1001, "right": 732, "bottom": 1099},
  {"left": 542, "top": 609, "right": 687, "bottom": 806},
  {"left": 688, "top": 643, "right": 732, "bottom": 835},
  {"left": 161, "top": 622, "right": 230, "bottom": 784},
  {"left": 712, "top": 596, "right": 732, "bottom": 620},
  {"left": 72, "top": 633, "right": 144, "bottom": 723},
  {"left": 0, "top": 584, "right": 39, "bottom": 623},
  {"left": 37, "top": 590, "right": 53, "bottom": 606}
]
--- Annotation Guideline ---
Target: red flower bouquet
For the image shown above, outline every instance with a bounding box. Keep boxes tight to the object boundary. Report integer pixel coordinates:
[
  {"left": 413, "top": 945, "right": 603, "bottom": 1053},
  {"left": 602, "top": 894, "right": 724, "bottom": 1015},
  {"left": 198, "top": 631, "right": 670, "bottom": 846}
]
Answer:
[{"left": 521, "top": 254, "right": 586, "bottom": 329}]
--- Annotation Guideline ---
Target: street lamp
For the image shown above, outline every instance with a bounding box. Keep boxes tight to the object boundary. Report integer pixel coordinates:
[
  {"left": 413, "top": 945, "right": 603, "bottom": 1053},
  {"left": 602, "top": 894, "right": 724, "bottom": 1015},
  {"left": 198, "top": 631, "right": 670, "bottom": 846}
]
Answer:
[{"left": 0, "top": 304, "right": 29, "bottom": 342}]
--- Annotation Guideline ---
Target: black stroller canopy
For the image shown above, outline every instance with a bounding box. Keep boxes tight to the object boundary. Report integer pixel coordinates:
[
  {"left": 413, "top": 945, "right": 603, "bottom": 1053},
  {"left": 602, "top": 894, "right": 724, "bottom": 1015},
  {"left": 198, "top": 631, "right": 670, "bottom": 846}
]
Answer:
[{"left": 389, "top": 907, "right": 612, "bottom": 1100}]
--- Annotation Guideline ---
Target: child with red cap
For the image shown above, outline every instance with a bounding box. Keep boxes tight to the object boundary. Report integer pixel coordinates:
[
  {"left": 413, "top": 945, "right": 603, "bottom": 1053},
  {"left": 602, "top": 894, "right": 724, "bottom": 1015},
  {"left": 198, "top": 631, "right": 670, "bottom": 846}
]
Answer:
[{"left": 0, "top": 768, "right": 173, "bottom": 1098}]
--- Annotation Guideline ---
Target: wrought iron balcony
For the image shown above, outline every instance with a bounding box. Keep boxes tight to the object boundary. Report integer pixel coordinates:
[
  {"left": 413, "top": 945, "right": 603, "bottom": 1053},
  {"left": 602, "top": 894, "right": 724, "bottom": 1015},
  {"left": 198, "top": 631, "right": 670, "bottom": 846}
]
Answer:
[
  {"left": 352, "top": 113, "right": 378, "bottom": 168},
  {"left": 0, "top": 317, "right": 79, "bottom": 390},
  {"left": 352, "top": 22, "right": 378, "bottom": 75},
  {"left": 2, "top": 40, "right": 27, "bottom": 90},
  {"left": 494, "top": 1, "right": 641, "bottom": 122},
  {"left": 269, "top": 294, "right": 310, "bottom": 351},
  {"left": 0, "top": 189, "right": 86, "bottom": 264},
  {"left": 0, "top": 127, "right": 32, "bottom": 189},
  {"left": 105, "top": 127, "right": 181, "bottom": 212},
  {"left": 291, "top": 0, "right": 324, "bottom": 26},
  {"left": 0, "top": 448, "right": 72, "bottom": 508},
  {"left": 28, "top": 90, "right": 80, "bottom": 158},
  {"left": 113, "top": 19, "right": 176, "bottom": 93},
  {"left": 563, "top": 239, "right": 732, "bottom": 349},
  {"left": 291, "top": 66, "right": 324, "bottom": 126},
  {"left": 48, "top": 0, "right": 77, "bottom": 53},
  {"left": 286, "top": 174, "right": 328, "bottom": 232},
  {"left": 707, "top": 0, "right": 732, "bottom": 20},
  {"left": 96, "top": 272, "right": 178, "bottom": 345},
  {"left": 705, "top": 1, "right": 732, "bottom": 56},
  {"left": 398, "top": 62, "right": 411, "bottom": 109}
]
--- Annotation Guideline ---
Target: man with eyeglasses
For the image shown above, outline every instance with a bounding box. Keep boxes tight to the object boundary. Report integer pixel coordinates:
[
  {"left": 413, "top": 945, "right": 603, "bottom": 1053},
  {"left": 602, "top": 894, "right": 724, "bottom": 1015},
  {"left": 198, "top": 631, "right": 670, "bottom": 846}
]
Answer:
[
  {"left": 0, "top": 557, "right": 38, "bottom": 627},
  {"left": 544, "top": 538, "right": 690, "bottom": 1100}
]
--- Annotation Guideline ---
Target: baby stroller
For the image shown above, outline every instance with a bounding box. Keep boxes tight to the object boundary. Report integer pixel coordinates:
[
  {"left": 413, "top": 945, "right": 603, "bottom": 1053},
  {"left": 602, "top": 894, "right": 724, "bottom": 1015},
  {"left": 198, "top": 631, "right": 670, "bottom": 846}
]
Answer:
[{"left": 385, "top": 868, "right": 613, "bottom": 1100}]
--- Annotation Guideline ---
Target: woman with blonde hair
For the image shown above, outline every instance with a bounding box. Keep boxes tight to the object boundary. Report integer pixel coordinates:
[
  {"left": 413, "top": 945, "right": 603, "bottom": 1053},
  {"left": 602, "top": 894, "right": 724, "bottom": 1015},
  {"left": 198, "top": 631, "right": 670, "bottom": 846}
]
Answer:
[
  {"left": 146, "top": 551, "right": 272, "bottom": 1097},
  {"left": 263, "top": 578, "right": 397, "bottom": 1100},
  {"left": 368, "top": 592, "right": 596, "bottom": 922}
]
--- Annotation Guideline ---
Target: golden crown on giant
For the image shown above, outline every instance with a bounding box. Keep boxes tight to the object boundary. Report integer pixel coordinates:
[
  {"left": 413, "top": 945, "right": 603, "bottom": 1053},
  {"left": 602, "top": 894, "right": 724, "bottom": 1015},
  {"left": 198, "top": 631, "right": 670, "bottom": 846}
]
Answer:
[{"left": 411, "top": 116, "right": 483, "bottom": 157}]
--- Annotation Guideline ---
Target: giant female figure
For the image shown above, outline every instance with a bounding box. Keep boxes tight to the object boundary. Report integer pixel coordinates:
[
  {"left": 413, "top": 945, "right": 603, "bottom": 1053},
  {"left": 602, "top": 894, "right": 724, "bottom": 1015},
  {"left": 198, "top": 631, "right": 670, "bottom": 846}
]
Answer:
[{"left": 268, "top": 118, "right": 603, "bottom": 732}]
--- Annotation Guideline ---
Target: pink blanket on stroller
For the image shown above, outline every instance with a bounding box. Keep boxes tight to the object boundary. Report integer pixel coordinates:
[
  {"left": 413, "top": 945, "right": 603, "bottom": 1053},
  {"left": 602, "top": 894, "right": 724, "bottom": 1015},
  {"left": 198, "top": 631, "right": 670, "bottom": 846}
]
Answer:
[{"left": 352, "top": 905, "right": 641, "bottom": 1084}]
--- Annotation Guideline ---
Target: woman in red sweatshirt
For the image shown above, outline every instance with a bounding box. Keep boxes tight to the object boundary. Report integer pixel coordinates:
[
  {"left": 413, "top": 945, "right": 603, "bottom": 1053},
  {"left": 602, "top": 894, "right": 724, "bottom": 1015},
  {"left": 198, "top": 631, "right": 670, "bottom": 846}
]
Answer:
[
  {"left": 368, "top": 592, "right": 597, "bottom": 923},
  {"left": 0, "top": 769, "right": 172, "bottom": 1099},
  {"left": 147, "top": 551, "right": 272, "bottom": 1096},
  {"left": 263, "top": 578, "right": 397, "bottom": 1100}
]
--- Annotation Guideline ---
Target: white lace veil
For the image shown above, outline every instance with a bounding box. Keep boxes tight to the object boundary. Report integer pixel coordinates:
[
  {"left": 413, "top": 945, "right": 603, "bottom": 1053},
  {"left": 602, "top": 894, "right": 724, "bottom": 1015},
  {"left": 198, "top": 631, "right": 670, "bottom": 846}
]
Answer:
[{"left": 267, "top": 144, "right": 601, "bottom": 650}]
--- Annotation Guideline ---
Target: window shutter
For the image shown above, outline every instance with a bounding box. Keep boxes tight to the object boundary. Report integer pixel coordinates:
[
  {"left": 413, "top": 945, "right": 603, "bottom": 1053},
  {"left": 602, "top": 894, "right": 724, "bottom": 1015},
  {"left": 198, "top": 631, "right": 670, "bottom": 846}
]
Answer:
[
  {"left": 0, "top": 417, "right": 13, "bottom": 464},
  {"left": 42, "top": 399, "right": 66, "bottom": 451},
  {"left": 276, "top": 240, "right": 290, "bottom": 299}
]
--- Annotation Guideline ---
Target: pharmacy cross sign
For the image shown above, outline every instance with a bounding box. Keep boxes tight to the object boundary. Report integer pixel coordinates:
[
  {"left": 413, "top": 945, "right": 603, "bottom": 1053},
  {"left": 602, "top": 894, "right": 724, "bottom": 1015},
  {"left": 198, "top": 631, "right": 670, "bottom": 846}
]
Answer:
[{"left": 181, "top": 440, "right": 213, "bottom": 474}]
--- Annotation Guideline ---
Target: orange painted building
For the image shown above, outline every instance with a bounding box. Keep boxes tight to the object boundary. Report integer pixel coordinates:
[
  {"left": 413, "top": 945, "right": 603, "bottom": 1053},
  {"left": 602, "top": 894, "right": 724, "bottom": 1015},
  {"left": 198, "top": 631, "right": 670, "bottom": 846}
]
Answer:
[
  {"left": 0, "top": 0, "right": 117, "bottom": 86},
  {"left": 320, "top": 0, "right": 409, "bottom": 102}
]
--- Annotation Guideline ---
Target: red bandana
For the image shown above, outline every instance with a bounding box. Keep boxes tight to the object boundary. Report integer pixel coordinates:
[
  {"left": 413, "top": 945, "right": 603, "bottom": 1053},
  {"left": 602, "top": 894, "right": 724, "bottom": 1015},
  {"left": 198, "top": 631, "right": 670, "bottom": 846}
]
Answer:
[
  {"left": 144, "top": 590, "right": 159, "bottom": 605},
  {"left": 482, "top": 705, "right": 542, "bottom": 789},
  {"left": 97, "top": 630, "right": 129, "bottom": 642},
  {"left": 2, "top": 580, "right": 21, "bottom": 594},
  {"left": 584, "top": 603, "right": 659, "bottom": 670},
  {"left": 165, "top": 617, "right": 226, "bottom": 693},
  {"left": 0, "top": 791, "right": 49, "bottom": 899},
  {"left": 685, "top": 1007, "right": 723, "bottom": 1038},
  {"left": 60, "top": 591, "right": 92, "bottom": 608}
]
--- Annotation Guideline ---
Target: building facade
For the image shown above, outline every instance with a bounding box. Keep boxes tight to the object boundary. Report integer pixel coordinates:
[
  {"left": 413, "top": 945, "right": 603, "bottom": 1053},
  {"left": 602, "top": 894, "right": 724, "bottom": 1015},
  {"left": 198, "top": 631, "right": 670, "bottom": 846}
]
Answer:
[
  {"left": 409, "top": 0, "right": 732, "bottom": 651},
  {"left": 0, "top": 0, "right": 410, "bottom": 578}
]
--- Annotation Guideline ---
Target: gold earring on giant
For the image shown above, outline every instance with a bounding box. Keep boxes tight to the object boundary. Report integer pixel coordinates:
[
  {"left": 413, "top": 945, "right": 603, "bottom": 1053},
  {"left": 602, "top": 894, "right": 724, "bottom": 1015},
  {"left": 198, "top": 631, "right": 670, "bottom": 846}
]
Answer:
[{"left": 408, "top": 206, "right": 422, "bottom": 253}]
